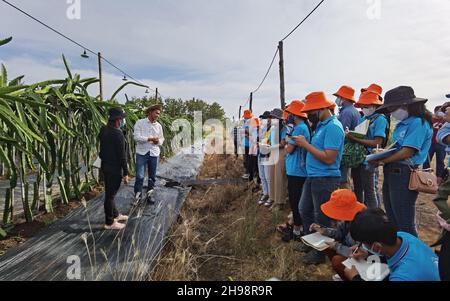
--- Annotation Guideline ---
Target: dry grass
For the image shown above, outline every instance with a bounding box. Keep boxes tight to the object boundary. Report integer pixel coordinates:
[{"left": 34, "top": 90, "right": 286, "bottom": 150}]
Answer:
[{"left": 152, "top": 154, "right": 333, "bottom": 281}]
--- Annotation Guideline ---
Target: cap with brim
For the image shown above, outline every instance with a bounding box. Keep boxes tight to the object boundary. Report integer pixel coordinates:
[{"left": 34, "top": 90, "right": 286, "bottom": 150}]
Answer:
[
  {"left": 333, "top": 85, "right": 356, "bottom": 103},
  {"left": 108, "top": 107, "right": 127, "bottom": 121},
  {"left": 362, "top": 83, "right": 383, "bottom": 101},
  {"left": 286, "top": 100, "right": 308, "bottom": 118},
  {"left": 320, "top": 189, "right": 366, "bottom": 222},
  {"left": 243, "top": 110, "right": 253, "bottom": 119},
  {"left": 355, "top": 91, "right": 383, "bottom": 108},
  {"left": 376, "top": 86, "right": 427, "bottom": 114},
  {"left": 302, "top": 92, "right": 336, "bottom": 113},
  {"left": 270, "top": 108, "right": 284, "bottom": 119},
  {"left": 259, "top": 111, "right": 272, "bottom": 119}
]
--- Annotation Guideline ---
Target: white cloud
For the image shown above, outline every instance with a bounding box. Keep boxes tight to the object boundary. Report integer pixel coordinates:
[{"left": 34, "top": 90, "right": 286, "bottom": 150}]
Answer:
[{"left": 1, "top": 0, "right": 450, "bottom": 117}]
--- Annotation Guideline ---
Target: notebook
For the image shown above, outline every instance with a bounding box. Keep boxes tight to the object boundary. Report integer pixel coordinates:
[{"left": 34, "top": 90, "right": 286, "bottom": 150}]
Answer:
[
  {"left": 300, "top": 232, "right": 335, "bottom": 251},
  {"left": 365, "top": 141, "right": 399, "bottom": 162},
  {"left": 343, "top": 258, "right": 390, "bottom": 281},
  {"left": 348, "top": 119, "right": 370, "bottom": 139}
]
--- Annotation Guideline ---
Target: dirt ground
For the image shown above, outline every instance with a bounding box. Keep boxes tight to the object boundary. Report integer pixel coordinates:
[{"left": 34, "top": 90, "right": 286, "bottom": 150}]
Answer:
[
  {"left": 153, "top": 154, "right": 442, "bottom": 281},
  {"left": 0, "top": 188, "right": 102, "bottom": 257}
]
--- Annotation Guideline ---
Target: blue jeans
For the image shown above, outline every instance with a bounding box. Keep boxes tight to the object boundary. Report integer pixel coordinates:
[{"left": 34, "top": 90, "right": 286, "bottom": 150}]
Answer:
[
  {"left": 383, "top": 163, "right": 418, "bottom": 237},
  {"left": 423, "top": 143, "right": 446, "bottom": 178},
  {"left": 258, "top": 156, "right": 270, "bottom": 196},
  {"left": 299, "top": 177, "right": 341, "bottom": 234},
  {"left": 134, "top": 152, "right": 159, "bottom": 194}
]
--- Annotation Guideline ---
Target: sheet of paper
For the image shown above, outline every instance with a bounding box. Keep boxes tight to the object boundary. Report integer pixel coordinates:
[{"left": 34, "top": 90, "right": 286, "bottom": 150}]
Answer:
[{"left": 343, "top": 258, "right": 390, "bottom": 281}]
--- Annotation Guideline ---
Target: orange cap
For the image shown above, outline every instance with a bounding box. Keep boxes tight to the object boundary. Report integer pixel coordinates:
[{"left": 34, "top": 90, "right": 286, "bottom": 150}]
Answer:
[
  {"left": 286, "top": 100, "right": 308, "bottom": 118},
  {"left": 355, "top": 91, "right": 383, "bottom": 108},
  {"left": 301, "top": 92, "right": 336, "bottom": 113},
  {"left": 333, "top": 85, "right": 356, "bottom": 102},
  {"left": 362, "top": 84, "right": 383, "bottom": 100},
  {"left": 320, "top": 189, "right": 366, "bottom": 221},
  {"left": 243, "top": 110, "right": 253, "bottom": 119},
  {"left": 250, "top": 117, "right": 261, "bottom": 127}
]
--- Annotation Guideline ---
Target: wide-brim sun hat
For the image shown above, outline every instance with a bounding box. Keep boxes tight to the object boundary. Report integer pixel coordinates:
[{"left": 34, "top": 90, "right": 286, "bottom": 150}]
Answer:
[
  {"left": 243, "top": 109, "right": 254, "bottom": 119},
  {"left": 286, "top": 100, "right": 308, "bottom": 118},
  {"left": 333, "top": 85, "right": 356, "bottom": 103},
  {"left": 108, "top": 107, "right": 127, "bottom": 121},
  {"left": 270, "top": 108, "right": 284, "bottom": 120},
  {"left": 259, "top": 111, "right": 272, "bottom": 119},
  {"left": 376, "top": 86, "right": 428, "bottom": 114},
  {"left": 362, "top": 83, "right": 383, "bottom": 100},
  {"left": 320, "top": 189, "right": 366, "bottom": 221},
  {"left": 355, "top": 91, "right": 383, "bottom": 108},
  {"left": 301, "top": 91, "right": 336, "bottom": 113}
]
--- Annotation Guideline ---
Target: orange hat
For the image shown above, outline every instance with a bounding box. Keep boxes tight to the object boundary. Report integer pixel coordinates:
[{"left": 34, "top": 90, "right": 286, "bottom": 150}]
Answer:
[
  {"left": 361, "top": 84, "right": 383, "bottom": 100},
  {"left": 301, "top": 92, "right": 336, "bottom": 113},
  {"left": 320, "top": 189, "right": 366, "bottom": 221},
  {"left": 333, "top": 85, "right": 356, "bottom": 102},
  {"left": 243, "top": 110, "right": 253, "bottom": 119},
  {"left": 355, "top": 91, "right": 383, "bottom": 108},
  {"left": 286, "top": 100, "right": 308, "bottom": 118}
]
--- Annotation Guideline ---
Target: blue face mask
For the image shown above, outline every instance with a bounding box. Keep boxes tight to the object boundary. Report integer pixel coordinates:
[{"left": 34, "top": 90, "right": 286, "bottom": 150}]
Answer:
[
  {"left": 362, "top": 243, "right": 383, "bottom": 257},
  {"left": 335, "top": 97, "right": 343, "bottom": 108}
]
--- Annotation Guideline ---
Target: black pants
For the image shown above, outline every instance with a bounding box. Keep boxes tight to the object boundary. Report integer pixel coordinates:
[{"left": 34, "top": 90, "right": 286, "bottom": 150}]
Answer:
[
  {"left": 103, "top": 171, "right": 122, "bottom": 225},
  {"left": 440, "top": 231, "right": 450, "bottom": 281},
  {"left": 244, "top": 146, "right": 258, "bottom": 181},
  {"left": 287, "top": 175, "right": 306, "bottom": 227}
]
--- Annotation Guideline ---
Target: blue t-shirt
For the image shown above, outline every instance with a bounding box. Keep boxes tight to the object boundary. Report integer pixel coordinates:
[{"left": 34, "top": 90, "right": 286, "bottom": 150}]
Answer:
[
  {"left": 286, "top": 122, "right": 310, "bottom": 177},
  {"left": 437, "top": 122, "right": 450, "bottom": 166},
  {"left": 338, "top": 103, "right": 361, "bottom": 131},
  {"left": 306, "top": 116, "right": 344, "bottom": 177},
  {"left": 242, "top": 120, "right": 250, "bottom": 147},
  {"left": 392, "top": 116, "right": 432, "bottom": 166},
  {"left": 361, "top": 113, "right": 389, "bottom": 156},
  {"left": 387, "top": 232, "right": 440, "bottom": 281}
]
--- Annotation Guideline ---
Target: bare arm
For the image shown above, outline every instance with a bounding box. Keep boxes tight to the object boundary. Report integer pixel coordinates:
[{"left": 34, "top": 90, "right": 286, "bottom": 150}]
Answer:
[{"left": 347, "top": 135, "right": 385, "bottom": 148}]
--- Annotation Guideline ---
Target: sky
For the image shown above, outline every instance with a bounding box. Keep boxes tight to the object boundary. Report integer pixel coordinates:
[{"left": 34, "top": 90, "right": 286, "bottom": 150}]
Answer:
[{"left": 1, "top": 0, "right": 450, "bottom": 119}]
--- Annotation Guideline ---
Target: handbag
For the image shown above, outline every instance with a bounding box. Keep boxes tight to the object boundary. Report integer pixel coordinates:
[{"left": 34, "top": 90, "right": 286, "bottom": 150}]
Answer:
[{"left": 407, "top": 156, "right": 438, "bottom": 194}]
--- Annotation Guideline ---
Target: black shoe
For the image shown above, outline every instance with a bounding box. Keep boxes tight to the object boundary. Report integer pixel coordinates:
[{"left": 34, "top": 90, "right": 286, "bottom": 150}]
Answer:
[
  {"left": 300, "top": 250, "right": 326, "bottom": 265},
  {"left": 281, "top": 226, "right": 294, "bottom": 242}
]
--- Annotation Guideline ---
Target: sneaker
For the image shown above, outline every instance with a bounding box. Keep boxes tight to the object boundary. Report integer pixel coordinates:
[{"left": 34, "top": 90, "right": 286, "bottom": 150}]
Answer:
[
  {"left": 114, "top": 214, "right": 129, "bottom": 223},
  {"left": 332, "top": 274, "right": 343, "bottom": 281},
  {"left": 146, "top": 189, "right": 155, "bottom": 204},
  {"left": 264, "top": 199, "right": 274, "bottom": 207},
  {"left": 293, "top": 241, "right": 312, "bottom": 253},
  {"left": 299, "top": 250, "right": 326, "bottom": 265},
  {"left": 104, "top": 221, "right": 126, "bottom": 231},
  {"left": 258, "top": 195, "right": 269, "bottom": 205}
]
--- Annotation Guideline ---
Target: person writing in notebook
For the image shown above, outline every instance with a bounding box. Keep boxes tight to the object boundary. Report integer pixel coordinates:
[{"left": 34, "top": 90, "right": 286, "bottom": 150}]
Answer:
[{"left": 345, "top": 208, "right": 440, "bottom": 281}]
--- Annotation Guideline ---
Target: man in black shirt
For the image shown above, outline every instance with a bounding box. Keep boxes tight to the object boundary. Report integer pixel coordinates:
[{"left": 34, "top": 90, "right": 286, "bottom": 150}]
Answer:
[{"left": 99, "top": 107, "right": 129, "bottom": 230}]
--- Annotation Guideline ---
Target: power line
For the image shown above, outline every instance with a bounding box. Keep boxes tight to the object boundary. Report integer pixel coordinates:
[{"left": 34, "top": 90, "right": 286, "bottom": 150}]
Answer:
[
  {"left": 1, "top": 0, "right": 154, "bottom": 92},
  {"left": 281, "top": 0, "right": 326, "bottom": 41},
  {"left": 246, "top": 0, "right": 326, "bottom": 104}
]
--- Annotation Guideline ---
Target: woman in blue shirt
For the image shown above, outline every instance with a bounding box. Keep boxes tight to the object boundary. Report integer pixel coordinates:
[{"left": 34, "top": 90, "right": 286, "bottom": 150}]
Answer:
[
  {"left": 281, "top": 100, "right": 311, "bottom": 242},
  {"left": 293, "top": 91, "right": 344, "bottom": 264},
  {"left": 370, "top": 86, "right": 433, "bottom": 237},
  {"left": 346, "top": 91, "right": 389, "bottom": 209}
]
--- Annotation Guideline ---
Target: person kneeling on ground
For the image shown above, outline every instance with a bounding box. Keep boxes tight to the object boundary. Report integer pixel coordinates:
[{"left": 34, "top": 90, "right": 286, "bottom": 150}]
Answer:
[
  {"left": 307, "top": 189, "right": 366, "bottom": 279},
  {"left": 345, "top": 208, "right": 441, "bottom": 281}
]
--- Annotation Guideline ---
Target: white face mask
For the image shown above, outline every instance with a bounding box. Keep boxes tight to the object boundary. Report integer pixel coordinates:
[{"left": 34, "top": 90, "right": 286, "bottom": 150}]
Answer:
[
  {"left": 391, "top": 108, "right": 409, "bottom": 121},
  {"left": 437, "top": 111, "right": 445, "bottom": 118},
  {"left": 362, "top": 107, "right": 376, "bottom": 117}
]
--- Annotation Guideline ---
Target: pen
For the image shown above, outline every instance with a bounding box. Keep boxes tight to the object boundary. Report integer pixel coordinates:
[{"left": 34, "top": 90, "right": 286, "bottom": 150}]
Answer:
[{"left": 352, "top": 243, "right": 362, "bottom": 255}]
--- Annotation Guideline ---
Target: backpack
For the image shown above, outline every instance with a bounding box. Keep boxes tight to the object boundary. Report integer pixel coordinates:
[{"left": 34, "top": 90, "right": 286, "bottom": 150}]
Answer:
[{"left": 341, "top": 114, "right": 389, "bottom": 168}]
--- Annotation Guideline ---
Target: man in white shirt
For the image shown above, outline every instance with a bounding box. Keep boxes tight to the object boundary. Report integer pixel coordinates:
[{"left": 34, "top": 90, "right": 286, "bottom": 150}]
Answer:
[{"left": 133, "top": 104, "right": 165, "bottom": 200}]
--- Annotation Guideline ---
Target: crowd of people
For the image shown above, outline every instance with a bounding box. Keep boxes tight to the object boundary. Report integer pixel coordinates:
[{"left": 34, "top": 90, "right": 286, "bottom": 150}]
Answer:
[{"left": 236, "top": 84, "right": 450, "bottom": 281}]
